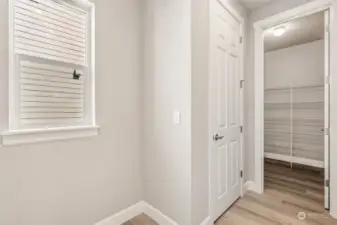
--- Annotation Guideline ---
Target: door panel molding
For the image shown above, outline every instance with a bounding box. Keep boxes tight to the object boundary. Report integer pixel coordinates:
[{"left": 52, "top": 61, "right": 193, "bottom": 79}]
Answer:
[{"left": 209, "top": 0, "right": 245, "bottom": 222}]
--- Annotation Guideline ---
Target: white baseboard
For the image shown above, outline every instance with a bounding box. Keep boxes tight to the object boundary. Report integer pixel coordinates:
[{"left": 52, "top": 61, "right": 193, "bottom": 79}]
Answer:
[
  {"left": 243, "top": 181, "right": 255, "bottom": 195},
  {"left": 200, "top": 216, "right": 211, "bottom": 225},
  {"left": 331, "top": 208, "right": 337, "bottom": 219},
  {"left": 142, "top": 202, "right": 178, "bottom": 225},
  {"left": 95, "top": 201, "right": 178, "bottom": 225},
  {"left": 264, "top": 152, "right": 324, "bottom": 168}
]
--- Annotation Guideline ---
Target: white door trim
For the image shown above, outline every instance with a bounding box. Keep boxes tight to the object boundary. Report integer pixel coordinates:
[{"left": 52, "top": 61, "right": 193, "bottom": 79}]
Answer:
[
  {"left": 208, "top": 0, "right": 245, "bottom": 222},
  {"left": 324, "top": 9, "right": 331, "bottom": 210},
  {"left": 253, "top": 0, "right": 337, "bottom": 218}
]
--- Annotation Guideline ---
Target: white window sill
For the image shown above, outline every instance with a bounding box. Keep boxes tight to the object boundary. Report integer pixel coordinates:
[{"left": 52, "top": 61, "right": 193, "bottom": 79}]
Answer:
[{"left": 1, "top": 126, "right": 100, "bottom": 146}]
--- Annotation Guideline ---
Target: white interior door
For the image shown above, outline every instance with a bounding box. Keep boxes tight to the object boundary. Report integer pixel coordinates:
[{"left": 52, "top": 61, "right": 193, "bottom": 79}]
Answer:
[
  {"left": 324, "top": 10, "right": 330, "bottom": 210},
  {"left": 210, "top": 0, "right": 242, "bottom": 221}
]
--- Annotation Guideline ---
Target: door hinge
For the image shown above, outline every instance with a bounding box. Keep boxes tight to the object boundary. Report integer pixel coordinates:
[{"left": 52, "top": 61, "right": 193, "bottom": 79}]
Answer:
[
  {"left": 325, "top": 128, "right": 330, "bottom": 136},
  {"left": 325, "top": 76, "right": 330, "bottom": 85},
  {"left": 240, "top": 36, "right": 243, "bottom": 44},
  {"left": 240, "top": 80, "right": 244, "bottom": 89},
  {"left": 326, "top": 179, "right": 330, "bottom": 188},
  {"left": 326, "top": 24, "right": 330, "bottom": 33},
  {"left": 240, "top": 126, "right": 243, "bottom": 133},
  {"left": 240, "top": 170, "right": 243, "bottom": 178}
]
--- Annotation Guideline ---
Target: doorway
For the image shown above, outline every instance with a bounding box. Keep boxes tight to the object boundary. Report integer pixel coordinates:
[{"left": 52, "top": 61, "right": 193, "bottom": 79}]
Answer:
[
  {"left": 263, "top": 11, "right": 329, "bottom": 210},
  {"left": 254, "top": 2, "right": 332, "bottom": 214}
]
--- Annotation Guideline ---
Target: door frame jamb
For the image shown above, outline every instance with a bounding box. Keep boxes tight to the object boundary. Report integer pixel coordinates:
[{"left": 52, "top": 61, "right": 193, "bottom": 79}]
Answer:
[{"left": 253, "top": 0, "right": 337, "bottom": 218}]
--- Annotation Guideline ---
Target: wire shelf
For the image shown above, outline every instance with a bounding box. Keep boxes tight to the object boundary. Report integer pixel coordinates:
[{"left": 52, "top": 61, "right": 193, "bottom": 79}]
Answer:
[{"left": 264, "top": 85, "right": 325, "bottom": 166}]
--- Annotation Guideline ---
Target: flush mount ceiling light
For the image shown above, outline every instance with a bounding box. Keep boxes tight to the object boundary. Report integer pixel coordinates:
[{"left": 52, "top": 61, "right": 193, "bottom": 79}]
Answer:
[{"left": 273, "top": 26, "right": 286, "bottom": 36}]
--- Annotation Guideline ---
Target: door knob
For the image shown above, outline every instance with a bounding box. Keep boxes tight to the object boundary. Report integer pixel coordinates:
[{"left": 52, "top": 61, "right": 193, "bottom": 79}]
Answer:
[{"left": 213, "top": 134, "right": 224, "bottom": 141}]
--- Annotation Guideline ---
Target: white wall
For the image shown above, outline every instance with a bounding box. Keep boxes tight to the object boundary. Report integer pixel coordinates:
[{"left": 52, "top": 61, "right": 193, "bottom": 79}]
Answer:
[
  {"left": 265, "top": 40, "right": 324, "bottom": 89},
  {"left": 143, "top": 0, "right": 247, "bottom": 224},
  {"left": 142, "top": 1, "right": 247, "bottom": 225},
  {"left": 222, "top": 0, "right": 247, "bottom": 17},
  {"left": 143, "top": 0, "right": 192, "bottom": 225},
  {"left": 191, "top": 0, "right": 210, "bottom": 224},
  {"left": 0, "top": 0, "right": 249, "bottom": 224},
  {"left": 0, "top": 0, "right": 143, "bottom": 225}
]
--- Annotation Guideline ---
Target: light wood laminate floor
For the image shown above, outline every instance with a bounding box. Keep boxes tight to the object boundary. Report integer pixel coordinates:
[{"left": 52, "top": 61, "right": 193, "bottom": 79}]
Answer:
[
  {"left": 122, "top": 213, "right": 158, "bottom": 225},
  {"left": 123, "top": 161, "right": 337, "bottom": 225}
]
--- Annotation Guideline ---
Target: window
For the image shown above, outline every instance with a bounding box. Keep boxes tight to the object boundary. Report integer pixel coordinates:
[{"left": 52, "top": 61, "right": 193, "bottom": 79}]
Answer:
[{"left": 4, "top": 0, "right": 98, "bottom": 145}]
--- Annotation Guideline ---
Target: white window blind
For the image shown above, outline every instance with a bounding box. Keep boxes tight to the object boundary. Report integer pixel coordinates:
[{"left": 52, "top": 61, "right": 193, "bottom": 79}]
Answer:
[
  {"left": 14, "top": 0, "right": 87, "bottom": 65},
  {"left": 7, "top": 0, "right": 96, "bottom": 143},
  {"left": 12, "top": 0, "right": 89, "bottom": 129},
  {"left": 20, "top": 61, "right": 84, "bottom": 126}
]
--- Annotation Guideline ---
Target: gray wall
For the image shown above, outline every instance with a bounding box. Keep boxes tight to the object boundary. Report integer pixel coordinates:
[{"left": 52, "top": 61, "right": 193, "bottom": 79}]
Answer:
[
  {"left": 143, "top": 0, "right": 192, "bottom": 225},
  {"left": 191, "top": 0, "right": 209, "bottom": 224},
  {"left": 265, "top": 40, "right": 324, "bottom": 89},
  {"left": 0, "top": 0, "right": 144, "bottom": 225},
  {"left": 143, "top": 0, "right": 247, "bottom": 224}
]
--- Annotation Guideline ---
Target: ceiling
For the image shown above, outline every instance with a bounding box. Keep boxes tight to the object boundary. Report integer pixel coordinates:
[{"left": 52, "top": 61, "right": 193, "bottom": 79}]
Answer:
[
  {"left": 264, "top": 12, "right": 325, "bottom": 52},
  {"left": 238, "top": 0, "right": 278, "bottom": 10}
]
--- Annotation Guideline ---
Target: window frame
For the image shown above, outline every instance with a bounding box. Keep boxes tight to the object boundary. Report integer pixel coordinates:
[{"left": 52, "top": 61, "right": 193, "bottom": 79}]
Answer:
[{"left": 4, "top": 0, "right": 98, "bottom": 146}]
